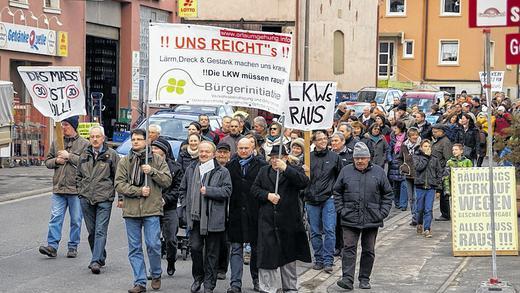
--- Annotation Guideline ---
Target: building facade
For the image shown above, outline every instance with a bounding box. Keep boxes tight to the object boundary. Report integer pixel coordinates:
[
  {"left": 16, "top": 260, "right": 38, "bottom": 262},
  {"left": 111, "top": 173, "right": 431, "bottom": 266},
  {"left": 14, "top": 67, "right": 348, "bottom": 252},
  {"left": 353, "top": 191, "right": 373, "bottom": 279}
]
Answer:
[{"left": 378, "top": 0, "right": 519, "bottom": 97}]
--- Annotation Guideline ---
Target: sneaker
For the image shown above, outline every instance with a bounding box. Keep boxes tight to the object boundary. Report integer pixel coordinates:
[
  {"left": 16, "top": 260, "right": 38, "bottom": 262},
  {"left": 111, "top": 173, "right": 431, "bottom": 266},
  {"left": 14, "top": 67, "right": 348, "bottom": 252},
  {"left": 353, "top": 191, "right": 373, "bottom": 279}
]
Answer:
[
  {"left": 151, "top": 277, "right": 161, "bottom": 290},
  {"left": 66, "top": 248, "right": 78, "bottom": 258},
  {"left": 400, "top": 207, "right": 407, "bottom": 211},
  {"left": 90, "top": 262, "right": 101, "bottom": 274},
  {"left": 227, "top": 287, "right": 241, "bottom": 293},
  {"left": 424, "top": 230, "right": 432, "bottom": 238},
  {"left": 435, "top": 216, "right": 450, "bottom": 221},
  {"left": 217, "top": 272, "right": 226, "bottom": 280},
  {"left": 38, "top": 246, "right": 57, "bottom": 258},
  {"left": 359, "top": 280, "right": 371, "bottom": 289},
  {"left": 312, "top": 263, "right": 324, "bottom": 270},
  {"left": 324, "top": 266, "right": 333, "bottom": 274},
  {"left": 416, "top": 224, "right": 423, "bottom": 234},
  {"left": 128, "top": 284, "right": 147, "bottom": 293},
  {"left": 336, "top": 279, "right": 353, "bottom": 291}
]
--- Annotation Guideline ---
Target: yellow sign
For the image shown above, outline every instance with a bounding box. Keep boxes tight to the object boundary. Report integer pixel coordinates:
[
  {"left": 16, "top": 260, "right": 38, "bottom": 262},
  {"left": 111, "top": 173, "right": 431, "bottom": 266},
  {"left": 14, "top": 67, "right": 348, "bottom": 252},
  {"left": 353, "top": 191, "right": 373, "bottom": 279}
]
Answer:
[
  {"left": 377, "top": 79, "right": 414, "bottom": 90},
  {"left": 178, "top": 0, "right": 198, "bottom": 18},
  {"left": 57, "top": 31, "right": 68, "bottom": 57},
  {"left": 451, "top": 167, "right": 518, "bottom": 256},
  {"left": 77, "top": 122, "right": 100, "bottom": 139}
]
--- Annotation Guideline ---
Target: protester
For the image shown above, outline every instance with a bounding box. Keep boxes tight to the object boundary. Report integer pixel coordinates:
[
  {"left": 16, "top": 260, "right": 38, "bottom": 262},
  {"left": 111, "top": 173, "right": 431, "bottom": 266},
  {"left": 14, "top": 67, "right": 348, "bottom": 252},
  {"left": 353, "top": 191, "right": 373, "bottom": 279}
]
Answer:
[
  {"left": 289, "top": 137, "right": 305, "bottom": 167},
  {"left": 431, "top": 124, "right": 453, "bottom": 222},
  {"left": 388, "top": 121, "right": 407, "bottom": 210},
  {"left": 443, "top": 144, "right": 473, "bottom": 197},
  {"left": 200, "top": 114, "right": 220, "bottom": 145},
  {"left": 396, "top": 103, "right": 415, "bottom": 128},
  {"left": 151, "top": 137, "right": 184, "bottom": 277},
  {"left": 251, "top": 145, "right": 311, "bottom": 293},
  {"left": 359, "top": 106, "right": 374, "bottom": 128},
  {"left": 76, "top": 125, "right": 119, "bottom": 274},
  {"left": 303, "top": 130, "right": 343, "bottom": 273},
  {"left": 412, "top": 112, "right": 432, "bottom": 140},
  {"left": 178, "top": 133, "right": 202, "bottom": 172},
  {"left": 40, "top": 116, "right": 89, "bottom": 259},
  {"left": 495, "top": 106, "right": 512, "bottom": 138},
  {"left": 226, "top": 138, "right": 268, "bottom": 293},
  {"left": 337, "top": 123, "right": 359, "bottom": 166},
  {"left": 459, "top": 113, "right": 480, "bottom": 164},
  {"left": 333, "top": 142, "right": 393, "bottom": 290},
  {"left": 148, "top": 124, "right": 161, "bottom": 143},
  {"left": 397, "top": 127, "right": 421, "bottom": 226},
  {"left": 115, "top": 129, "right": 172, "bottom": 293},
  {"left": 221, "top": 118, "right": 244, "bottom": 155},
  {"left": 365, "top": 123, "right": 388, "bottom": 168},
  {"left": 262, "top": 121, "right": 287, "bottom": 158},
  {"left": 215, "top": 116, "right": 232, "bottom": 140},
  {"left": 253, "top": 116, "right": 268, "bottom": 137},
  {"left": 180, "top": 141, "right": 232, "bottom": 293},
  {"left": 413, "top": 140, "right": 443, "bottom": 238}
]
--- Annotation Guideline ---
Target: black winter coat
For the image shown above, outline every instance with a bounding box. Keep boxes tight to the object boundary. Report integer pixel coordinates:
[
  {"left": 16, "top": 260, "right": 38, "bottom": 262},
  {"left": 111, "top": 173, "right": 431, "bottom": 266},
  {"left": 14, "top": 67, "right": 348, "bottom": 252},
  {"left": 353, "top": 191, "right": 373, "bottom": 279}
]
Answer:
[
  {"left": 412, "top": 150, "right": 443, "bottom": 190},
  {"left": 431, "top": 135, "right": 452, "bottom": 168},
  {"left": 364, "top": 134, "right": 388, "bottom": 168},
  {"left": 177, "top": 149, "right": 197, "bottom": 172},
  {"left": 461, "top": 126, "right": 480, "bottom": 161},
  {"left": 337, "top": 136, "right": 359, "bottom": 166},
  {"left": 333, "top": 164, "right": 393, "bottom": 229},
  {"left": 226, "top": 156, "right": 268, "bottom": 244},
  {"left": 163, "top": 158, "right": 183, "bottom": 210},
  {"left": 251, "top": 165, "right": 311, "bottom": 269},
  {"left": 413, "top": 121, "right": 433, "bottom": 140},
  {"left": 303, "top": 149, "right": 343, "bottom": 205}
]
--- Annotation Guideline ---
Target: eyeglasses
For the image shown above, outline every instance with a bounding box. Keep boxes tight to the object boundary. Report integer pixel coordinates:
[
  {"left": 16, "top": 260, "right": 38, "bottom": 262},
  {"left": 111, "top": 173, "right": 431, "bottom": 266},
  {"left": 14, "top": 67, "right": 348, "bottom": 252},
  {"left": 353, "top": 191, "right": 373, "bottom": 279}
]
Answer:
[{"left": 270, "top": 128, "right": 278, "bottom": 130}]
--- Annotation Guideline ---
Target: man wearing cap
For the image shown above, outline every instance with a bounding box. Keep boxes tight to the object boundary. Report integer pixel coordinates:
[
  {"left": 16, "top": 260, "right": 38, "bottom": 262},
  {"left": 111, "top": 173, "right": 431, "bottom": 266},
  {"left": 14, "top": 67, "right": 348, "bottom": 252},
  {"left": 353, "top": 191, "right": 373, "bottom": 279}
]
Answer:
[
  {"left": 333, "top": 142, "right": 393, "bottom": 291},
  {"left": 431, "top": 124, "right": 453, "bottom": 222},
  {"left": 226, "top": 138, "right": 268, "bottom": 293},
  {"left": 495, "top": 106, "right": 512, "bottom": 138},
  {"left": 251, "top": 145, "right": 311, "bottom": 293},
  {"left": 76, "top": 125, "right": 119, "bottom": 274},
  {"left": 396, "top": 103, "right": 415, "bottom": 129},
  {"left": 40, "top": 116, "right": 89, "bottom": 259}
]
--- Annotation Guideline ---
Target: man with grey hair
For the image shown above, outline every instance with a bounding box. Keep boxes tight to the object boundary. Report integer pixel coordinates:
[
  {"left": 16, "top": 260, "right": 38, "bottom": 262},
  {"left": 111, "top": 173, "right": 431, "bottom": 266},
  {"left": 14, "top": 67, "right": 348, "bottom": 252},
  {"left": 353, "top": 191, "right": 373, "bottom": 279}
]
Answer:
[
  {"left": 337, "top": 123, "right": 359, "bottom": 166},
  {"left": 253, "top": 116, "right": 268, "bottom": 137},
  {"left": 148, "top": 124, "right": 161, "bottom": 143},
  {"left": 76, "top": 125, "right": 120, "bottom": 274},
  {"left": 359, "top": 106, "right": 374, "bottom": 128}
]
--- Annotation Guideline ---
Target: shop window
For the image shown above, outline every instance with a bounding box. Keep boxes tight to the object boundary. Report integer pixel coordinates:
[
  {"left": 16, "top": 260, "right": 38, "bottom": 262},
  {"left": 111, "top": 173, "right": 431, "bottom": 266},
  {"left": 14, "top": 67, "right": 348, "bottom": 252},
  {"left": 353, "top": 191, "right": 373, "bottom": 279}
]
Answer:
[
  {"left": 333, "top": 30, "right": 345, "bottom": 75},
  {"left": 387, "top": 0, "right": 406, "bottom": 16},
  {"left": 439, "top": 40, "right": 459, "bottom": 65},
  {"left": 442, "top": 0, "right": 460, "bottom": 15},
  {"left": 403, "top": 40, "right": 414, "bottom": 59}
]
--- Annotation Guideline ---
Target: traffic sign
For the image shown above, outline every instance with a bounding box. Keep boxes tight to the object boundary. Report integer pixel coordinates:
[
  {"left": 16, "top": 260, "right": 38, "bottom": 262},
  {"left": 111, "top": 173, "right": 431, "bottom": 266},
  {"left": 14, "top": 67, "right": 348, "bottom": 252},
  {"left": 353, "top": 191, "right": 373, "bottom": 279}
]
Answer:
[{"left": 469, "top": 0, "right": 520, "bottom": 28}]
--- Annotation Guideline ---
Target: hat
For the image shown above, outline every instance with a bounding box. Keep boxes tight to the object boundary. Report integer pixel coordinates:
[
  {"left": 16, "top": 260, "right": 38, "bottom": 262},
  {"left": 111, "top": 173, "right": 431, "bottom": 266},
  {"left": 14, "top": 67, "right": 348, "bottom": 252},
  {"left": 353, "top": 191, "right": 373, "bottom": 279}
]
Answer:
[
  {"left": 497, "top": 106, "right": 506, "bottom": 112},
  {"left": 432, "top": 124, "right": 446, "bottom": 131},
  {"left": 290, "top": 138, "right": 305, "bottom": 150},
  {"left": 62, "top": 116, "right": 79, "bottom": 130},
  {"left": 216, "top": 142, "right": 231, "bottom": 152},
  {"left": 462, "top": 102, "right": 470, "bottom": 107},
  {"left": 461, "top": 90, "right": 467, "bottom": 94},
  {"left": 397, "top": 103, "right": 407, "bottom": 111},
  {"left": 269, "top": 145, "right": 288, "bottom": 157},
  {"left": 151, "top": 137, "right": 172, "bottom": 157},
  {"left": 353, "top": 142, "right": 370, "bottom": 158},
  {"left": 188, "top": 121, "right": 201, "bottom": 130},
  {"left": 472, "top": 97, "right": 481, "bottom": 102}
]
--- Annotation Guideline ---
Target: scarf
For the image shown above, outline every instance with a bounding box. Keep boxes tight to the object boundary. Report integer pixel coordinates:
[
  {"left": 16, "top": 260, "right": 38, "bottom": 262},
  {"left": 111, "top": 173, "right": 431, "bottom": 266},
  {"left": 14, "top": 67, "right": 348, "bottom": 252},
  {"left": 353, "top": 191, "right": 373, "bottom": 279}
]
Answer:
[
  {"left": 369, "top": 134, "right": 382, "bottom": 143},
  {"left": 187, "top": 147, "right": 199, "bottom": 159},
  {"left": 130, "top": 149, "right": 146, "bottom": 187},
  {"left": 393, "top": 133, "right": 406, "bottom": 154},
  {"left": 189, "top": 162, "right": 210, "bottom": 235},
  {"left": 239, "top": 155, "right": 253, "bottom": 176},
  {"left": 266, "top": 134, "right": 280, "bottom": 143},
  {"left": 404, "top": 137, "right": 421, "bottom": 153}
]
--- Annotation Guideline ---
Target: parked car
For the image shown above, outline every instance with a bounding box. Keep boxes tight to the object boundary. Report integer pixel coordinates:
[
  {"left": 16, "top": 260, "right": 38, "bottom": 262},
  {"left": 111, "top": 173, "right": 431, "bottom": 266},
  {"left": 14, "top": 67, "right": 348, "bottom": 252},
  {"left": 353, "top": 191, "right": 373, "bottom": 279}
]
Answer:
[
  {"left": 401, "top": 91, "right": 446, "bottom": 124},
  {"left": 345, "top": 102, "right": 387, "bottom": 117},
  {"left": 170, "top": 104, "right": 235, "bottom": 118},
  {"left": 116, "top": 111, "right": 222, "bottom": 159},
  {"left": 357, "top": 87, "right": 403, "bottom": 111}
]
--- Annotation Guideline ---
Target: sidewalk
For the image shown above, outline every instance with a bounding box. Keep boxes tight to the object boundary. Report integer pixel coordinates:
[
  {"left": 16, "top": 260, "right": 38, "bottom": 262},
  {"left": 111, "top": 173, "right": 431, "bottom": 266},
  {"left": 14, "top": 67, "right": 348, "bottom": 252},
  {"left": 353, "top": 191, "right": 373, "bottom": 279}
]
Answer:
[
  {"left": 0, "top": 166, "right": 52, "bottom": 202},
  {"left": 299, "top": 206, "right": 520, "bottom": 293}
]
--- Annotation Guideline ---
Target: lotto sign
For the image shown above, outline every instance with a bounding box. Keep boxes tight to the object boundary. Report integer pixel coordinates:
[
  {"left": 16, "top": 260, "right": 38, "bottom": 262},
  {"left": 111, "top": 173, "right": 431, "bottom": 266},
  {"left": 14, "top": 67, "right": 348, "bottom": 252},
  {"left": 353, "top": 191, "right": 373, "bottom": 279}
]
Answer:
[
  {"left": 148, "top": 24, "right": 292, "bottom": 114},
  {"left": 17, "top": 67, "right": 86, "bottom": 121},
  {"left": 469, "top": 0, "right": 520, "bottom": 27},
  {"left": 178, "top": 0, "right": 198, "bottom": 18},
  {"left": 451, "top": 167, "right": 518, "bottom": 256}
]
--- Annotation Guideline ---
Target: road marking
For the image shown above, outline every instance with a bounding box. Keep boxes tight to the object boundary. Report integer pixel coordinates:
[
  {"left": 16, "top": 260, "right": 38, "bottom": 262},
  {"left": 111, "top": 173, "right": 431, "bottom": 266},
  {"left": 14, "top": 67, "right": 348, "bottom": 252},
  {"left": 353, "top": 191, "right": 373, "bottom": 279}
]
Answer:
[{"left": 0, "top": 192, "right": 50, "bottom": 205}]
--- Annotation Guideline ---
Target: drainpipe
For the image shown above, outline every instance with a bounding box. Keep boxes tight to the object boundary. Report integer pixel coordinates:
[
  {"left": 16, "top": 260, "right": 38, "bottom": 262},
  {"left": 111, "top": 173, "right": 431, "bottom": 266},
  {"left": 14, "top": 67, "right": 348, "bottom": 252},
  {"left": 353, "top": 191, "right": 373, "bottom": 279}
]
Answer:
[
  {"left": 303, "top": 0, "right": 310, "bottom": 81},
  {"left": 422, "top": 0, "right": 429, "bottom": 84},
  {"left": 295, "top": 0, "right": 300, "bottom": 80}
]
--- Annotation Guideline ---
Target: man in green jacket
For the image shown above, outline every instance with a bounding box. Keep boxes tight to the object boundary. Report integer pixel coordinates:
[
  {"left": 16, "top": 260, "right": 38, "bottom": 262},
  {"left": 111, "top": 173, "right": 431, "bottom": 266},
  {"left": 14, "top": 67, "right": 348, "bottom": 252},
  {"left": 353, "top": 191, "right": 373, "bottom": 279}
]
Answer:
[
  {"left": 115, "top": 129, "right": 172, "bottom": 293},
  {"left": 39, "top": 116, "right": 89, "bottom": 259},
  {"left": 443, "top": 143, "right": 473, "bottom": 196}
]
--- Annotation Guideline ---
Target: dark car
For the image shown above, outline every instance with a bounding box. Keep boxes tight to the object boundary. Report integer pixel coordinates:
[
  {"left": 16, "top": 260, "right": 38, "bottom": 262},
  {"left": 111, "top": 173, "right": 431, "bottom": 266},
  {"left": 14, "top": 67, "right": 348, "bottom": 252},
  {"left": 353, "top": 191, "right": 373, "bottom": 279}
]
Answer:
[
  {"left": 401, "top": 91, "right": 446, "bottom": 124},
  {"left": 116, "top": 112, "right": 221, "bottom": 160}
]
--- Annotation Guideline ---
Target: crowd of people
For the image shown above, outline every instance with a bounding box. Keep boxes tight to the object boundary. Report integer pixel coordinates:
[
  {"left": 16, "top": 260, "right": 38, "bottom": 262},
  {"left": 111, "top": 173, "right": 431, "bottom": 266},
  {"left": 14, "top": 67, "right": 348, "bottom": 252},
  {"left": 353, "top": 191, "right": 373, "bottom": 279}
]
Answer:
[{"left": 37, "top": 90, "right": 518, "bottom": 293}]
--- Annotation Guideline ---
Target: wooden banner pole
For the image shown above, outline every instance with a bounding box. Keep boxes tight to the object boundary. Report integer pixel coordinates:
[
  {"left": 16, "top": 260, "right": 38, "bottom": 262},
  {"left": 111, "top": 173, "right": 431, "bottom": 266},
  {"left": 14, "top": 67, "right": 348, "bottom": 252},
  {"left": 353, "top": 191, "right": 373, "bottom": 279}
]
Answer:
[{"left": 54, "top": 121, "right": 64, "bottom": 151}]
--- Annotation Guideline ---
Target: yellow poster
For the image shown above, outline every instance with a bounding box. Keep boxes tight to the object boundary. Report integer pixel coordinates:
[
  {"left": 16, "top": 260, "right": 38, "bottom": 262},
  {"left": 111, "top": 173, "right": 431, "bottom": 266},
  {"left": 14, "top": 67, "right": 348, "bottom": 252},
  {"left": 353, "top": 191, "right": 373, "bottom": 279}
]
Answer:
[
  {"left": 178, "top": 0, "right": 198, "bottom": 18},
  {"left": 451, "top": 167, "right": 518, "bottom": 256},
  {"left": 57, "top": 31, "right": 68, "bottom": 57}
]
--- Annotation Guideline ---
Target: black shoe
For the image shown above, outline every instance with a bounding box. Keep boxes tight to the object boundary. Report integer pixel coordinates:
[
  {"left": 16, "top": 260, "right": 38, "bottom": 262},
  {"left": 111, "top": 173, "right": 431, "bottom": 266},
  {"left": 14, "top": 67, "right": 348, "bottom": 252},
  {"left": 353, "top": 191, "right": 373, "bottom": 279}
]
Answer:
[
  {"left": 253, "top": 279, "right": 260, "bottom": 292},
  {"left": 66, "top": 248, "right": 78, "bottom": 258},
  {"left": 401, "top": 207, "right": 407, "bottom": 211},
  {"left": 336, "top": 279, "right": 353, "bottom": 291},
  {"left": 38, "top": 246, "right": 57, "bottom": 258},
  {"left": 191, "top": 281, "right": 202, "bottom": 293},
  {"left": 167, "top": 260, "right": 175, "bottom": 276},
  {"left": 217, "top": 272, "right": 226, "bottom": 280},
  {"left": 359, "top": 280, "right": 371, "bottom": 289},
  {"left": 312, "top": 263, "right": 324, "bottom": 270},
  {"left": 333, "top": 249, "right": 342, "bottom": 256},
  {"left": 435, "top": 216, "right": 450, "bottom": 221},
  {"left": 147, "top": 275, "right": 152, "bottom": 281},
  {"left": 409, "top": 221, "right": 417, "bottom": 226},
  {"left": 90, "top": 262, "right": 101, "bottom": 274},
  {"left": 227, "top": 287, "right": 241, "bottom": 293}
]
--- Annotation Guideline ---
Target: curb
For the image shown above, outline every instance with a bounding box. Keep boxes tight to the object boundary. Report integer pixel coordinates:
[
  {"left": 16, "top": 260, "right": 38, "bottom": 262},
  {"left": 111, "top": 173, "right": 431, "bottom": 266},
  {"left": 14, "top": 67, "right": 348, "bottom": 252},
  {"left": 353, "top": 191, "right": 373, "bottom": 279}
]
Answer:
[{"left": 0, "top": 187, "right": 53, "bottom": 203}]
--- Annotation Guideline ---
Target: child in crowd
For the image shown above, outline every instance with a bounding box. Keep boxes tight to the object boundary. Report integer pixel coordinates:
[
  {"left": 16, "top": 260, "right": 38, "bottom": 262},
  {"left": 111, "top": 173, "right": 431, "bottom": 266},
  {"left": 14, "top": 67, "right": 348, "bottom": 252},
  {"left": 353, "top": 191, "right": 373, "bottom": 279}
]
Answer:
[{"left": 443, "top": 144, "right": 473, "bottom": 196}]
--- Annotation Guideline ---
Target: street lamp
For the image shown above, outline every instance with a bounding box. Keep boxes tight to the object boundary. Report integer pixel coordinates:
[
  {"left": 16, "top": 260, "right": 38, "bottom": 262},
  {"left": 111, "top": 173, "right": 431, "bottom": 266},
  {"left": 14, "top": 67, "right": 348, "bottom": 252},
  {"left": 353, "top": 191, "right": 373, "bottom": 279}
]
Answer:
[
  {"left": 13, "top": 10, "right": 26, "bottom": 25},
  {"left": 36, "top": 14, "right": 49, "bottom": 29},
  {"left": 0, "top": 7, "right": 14, "bottom": 22},
  {"left": 49, "top": 16, "right": 62, "bottom": 26},
  {"left": 28, "top": 11, "right": 38, "bottom": 25}
]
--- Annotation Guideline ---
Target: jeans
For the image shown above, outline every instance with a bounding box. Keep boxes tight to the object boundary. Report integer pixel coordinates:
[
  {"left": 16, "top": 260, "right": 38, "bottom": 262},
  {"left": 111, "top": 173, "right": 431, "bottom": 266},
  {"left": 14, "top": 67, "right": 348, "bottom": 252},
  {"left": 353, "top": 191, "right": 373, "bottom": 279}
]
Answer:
[
  {"left": 161, "top": 209, "right": 178, "bottom": 262},
  {"left": 399, "top": 181, "right": 408, "bottom": 209},
  {"left": 229, "top": 242, "right": 258, "bottom": 289},
  {"left": 341, "top": 226, "right": 378, "bottom": 284},
  {"left": 80, "top": 198, "right": 112, "bottom": 265},
  {"left": 416, "top": 188, "right": 435, "bottom": 231},
  {"left": 125, "top": 216, "right": 162, "bottom": 286},
  {"left": 190, "top": 221, "right": 224, "bottom": 290},
  {"left": 47, "top": 194, "right": 83, "bottom": 250},
  {"left": 392, "top": 180, "right": 403, "bottom": 207},
  {"left": 405, "top": 179, "right": 417, "bottom": 223},
  {"left": 305, "top": 197, "right": 336, "bottom": 267}
]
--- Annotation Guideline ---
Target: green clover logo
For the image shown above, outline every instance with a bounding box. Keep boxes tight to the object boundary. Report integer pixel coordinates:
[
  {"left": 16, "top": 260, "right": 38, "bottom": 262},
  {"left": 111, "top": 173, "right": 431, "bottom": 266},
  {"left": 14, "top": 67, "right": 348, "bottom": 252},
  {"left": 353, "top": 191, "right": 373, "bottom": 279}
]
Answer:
[{"left": 165, "top": 78, "right": 186, "bottom": 95}]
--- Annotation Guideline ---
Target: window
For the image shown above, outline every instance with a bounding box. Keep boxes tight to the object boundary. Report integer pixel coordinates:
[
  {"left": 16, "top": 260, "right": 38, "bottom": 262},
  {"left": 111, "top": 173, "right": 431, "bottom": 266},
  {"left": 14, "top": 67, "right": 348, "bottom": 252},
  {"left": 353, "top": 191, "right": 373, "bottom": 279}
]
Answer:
[
  {"left": 378, "top": 41, "right": 395, "bottom": 77},
  {"left": 333, "top": 30, "right": 345, "bottom": 75},
  {"left": 403, "top": 40, "right": 414, "bottom": 58},
  {"left": 387, "top": 0, "right": 406, "bottom": 16},
  {"left": 9, "top": 0, "right": 29, "bottom": 9},
  {"left": 43, "top": 0, "right": 60, "bottom": 13},
  {"left": 442, "top": 0, "right": 460, "bottom": 15},
  {"left": 439, "top": 40, "right": 459, "bottom": 65}
]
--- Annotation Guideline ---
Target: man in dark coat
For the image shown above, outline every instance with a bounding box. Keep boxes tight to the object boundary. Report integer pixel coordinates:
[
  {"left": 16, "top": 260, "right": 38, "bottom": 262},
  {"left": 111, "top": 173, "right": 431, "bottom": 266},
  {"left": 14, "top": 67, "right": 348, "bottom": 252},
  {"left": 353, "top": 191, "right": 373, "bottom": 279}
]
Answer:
[
  {"left": 431, "top": 124, "right": 453, "bottom": 221},
  {"left": 333, "top": 142, "right": 393, "bottom": 291},
  {"left": 251, "top": 145, "right": 311, "bottom": 293},
  {"left": 412, "top": 112, "right": 433, "bottom": 140},
  {"left": 226, "top": 138, "right": 268, "bottom": 293}
]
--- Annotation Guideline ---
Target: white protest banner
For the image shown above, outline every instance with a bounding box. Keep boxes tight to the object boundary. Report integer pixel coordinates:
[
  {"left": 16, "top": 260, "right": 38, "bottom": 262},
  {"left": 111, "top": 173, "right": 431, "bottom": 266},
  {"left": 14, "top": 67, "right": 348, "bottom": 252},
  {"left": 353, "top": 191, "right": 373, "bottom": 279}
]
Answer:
[
  {"left": 17, "top": 66, "right": 86, "bottom": 121},
  {"left": 281, "top": 81, "right": 337, "bottom": 131},
  {"left": 148, "top": 23, "right": 292, "bottom": 114},
  {"left": 199, "top": 159, "right": 215, "bottom": 184},
  {"left": 479, "top": 71, "right": 505, "bottom": 92},
  {"left": 451, "top": 167, "right": 518, "bottom": 256}
]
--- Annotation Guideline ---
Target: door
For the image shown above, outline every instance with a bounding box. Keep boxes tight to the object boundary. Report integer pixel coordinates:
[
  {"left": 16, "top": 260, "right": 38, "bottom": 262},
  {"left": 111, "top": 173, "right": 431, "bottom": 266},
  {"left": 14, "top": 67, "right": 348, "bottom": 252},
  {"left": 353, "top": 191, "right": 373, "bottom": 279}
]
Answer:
[{"left": 378, "top": 41, "right": 395, "bottom": 78}]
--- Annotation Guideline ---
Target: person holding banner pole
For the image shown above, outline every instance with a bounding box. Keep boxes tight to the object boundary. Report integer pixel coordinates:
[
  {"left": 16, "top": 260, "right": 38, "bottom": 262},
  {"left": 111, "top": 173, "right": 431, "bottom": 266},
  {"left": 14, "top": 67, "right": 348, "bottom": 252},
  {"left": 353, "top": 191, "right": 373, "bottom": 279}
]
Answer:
[{"left": 39, "top": 116, "right": 89, "bottom": 259}]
